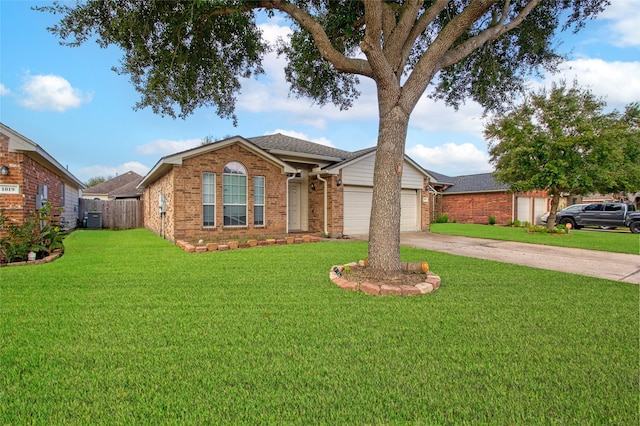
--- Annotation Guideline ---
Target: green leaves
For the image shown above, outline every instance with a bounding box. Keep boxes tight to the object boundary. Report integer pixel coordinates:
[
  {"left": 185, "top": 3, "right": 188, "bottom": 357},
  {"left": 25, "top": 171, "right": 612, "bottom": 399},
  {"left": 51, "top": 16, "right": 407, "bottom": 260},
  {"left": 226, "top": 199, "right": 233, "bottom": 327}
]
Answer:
[{"left": 486, "top": 80, "right": 637, "bottom": 199}]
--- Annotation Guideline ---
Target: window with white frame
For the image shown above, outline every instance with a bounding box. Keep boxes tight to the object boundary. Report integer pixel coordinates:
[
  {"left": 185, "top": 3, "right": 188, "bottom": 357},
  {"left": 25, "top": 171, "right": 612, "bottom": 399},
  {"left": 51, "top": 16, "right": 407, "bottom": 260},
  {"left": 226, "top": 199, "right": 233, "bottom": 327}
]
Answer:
[
  {"left": 202, "top": 172, "right": 216, "bottom": 227},
  {"left": 223, "top": 162, "right": 247, "bottom": 226},
  {"left": 254, "top": 176, "right": 265, "bottom": 226}
]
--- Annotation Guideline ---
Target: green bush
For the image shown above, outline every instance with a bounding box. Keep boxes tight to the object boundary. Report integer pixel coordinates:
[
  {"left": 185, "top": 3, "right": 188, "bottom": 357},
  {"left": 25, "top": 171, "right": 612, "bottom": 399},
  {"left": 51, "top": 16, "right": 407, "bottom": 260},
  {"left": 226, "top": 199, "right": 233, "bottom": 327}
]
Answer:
[
  {"left": 488, "top": 215, "right": 496, "bottom": 225},
  {"left": 525, "top": 223, "right": 570, "bottom": 235},
  {"left": 0, "top": 202, "right": 67, "bottom": 263},
  {"left": 435, "top": 214, "right": 449, "bottom": 223}
]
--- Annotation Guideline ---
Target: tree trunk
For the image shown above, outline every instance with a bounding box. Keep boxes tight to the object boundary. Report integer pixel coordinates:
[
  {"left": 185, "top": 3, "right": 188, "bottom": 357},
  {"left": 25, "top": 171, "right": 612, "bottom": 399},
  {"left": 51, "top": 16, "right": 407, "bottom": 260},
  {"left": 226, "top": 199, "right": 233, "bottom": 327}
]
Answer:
[
  {"left": 546, "top": 189, "right": 561, "bottom": 230},
  {"left": 367, "top": 104, "right": 410, "bottom": 280}
]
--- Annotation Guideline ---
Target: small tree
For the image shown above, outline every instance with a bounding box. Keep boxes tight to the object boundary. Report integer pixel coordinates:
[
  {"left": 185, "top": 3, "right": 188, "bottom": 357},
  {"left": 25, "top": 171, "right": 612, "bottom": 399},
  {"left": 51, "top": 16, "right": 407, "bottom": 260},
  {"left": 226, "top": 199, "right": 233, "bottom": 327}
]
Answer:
[
  {"left": 485, "top": 81, "right": 639, "bottom": 229},
  {"left": 85, "top": 176, "right": 109, "bottom": 187},
  {"left": 40, "top": 1, "right": 609, "bottom": 279}
]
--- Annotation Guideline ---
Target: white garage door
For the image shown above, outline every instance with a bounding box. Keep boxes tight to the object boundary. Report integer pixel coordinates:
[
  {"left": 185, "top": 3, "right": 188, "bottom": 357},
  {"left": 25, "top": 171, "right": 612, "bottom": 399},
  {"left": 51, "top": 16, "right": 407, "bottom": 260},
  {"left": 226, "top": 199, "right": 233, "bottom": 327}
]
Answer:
[
  {"left": 343, "top": 187, "right": 419, "bottom": 235},
  {"left": 517, "top": 196, "right": 548, "bottom": 224}
]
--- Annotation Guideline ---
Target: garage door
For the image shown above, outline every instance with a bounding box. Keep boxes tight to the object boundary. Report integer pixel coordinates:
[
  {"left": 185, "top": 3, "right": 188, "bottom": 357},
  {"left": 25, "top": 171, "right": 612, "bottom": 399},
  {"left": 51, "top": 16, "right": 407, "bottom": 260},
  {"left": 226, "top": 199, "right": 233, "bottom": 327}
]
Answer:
[
  {"left": 517, "top": 196, "right": 548, "bottom": 224},
  {"left": 343, "top": 187, "right": 419, "bottom": 235}
]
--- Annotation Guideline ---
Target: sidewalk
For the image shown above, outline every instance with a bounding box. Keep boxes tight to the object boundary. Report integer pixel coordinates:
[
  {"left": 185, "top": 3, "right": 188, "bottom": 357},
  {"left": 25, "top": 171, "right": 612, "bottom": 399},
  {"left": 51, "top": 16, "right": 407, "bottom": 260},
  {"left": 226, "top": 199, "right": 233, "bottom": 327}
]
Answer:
[{"left": 354, "top": 232, "right": 640, "bottom": 284}]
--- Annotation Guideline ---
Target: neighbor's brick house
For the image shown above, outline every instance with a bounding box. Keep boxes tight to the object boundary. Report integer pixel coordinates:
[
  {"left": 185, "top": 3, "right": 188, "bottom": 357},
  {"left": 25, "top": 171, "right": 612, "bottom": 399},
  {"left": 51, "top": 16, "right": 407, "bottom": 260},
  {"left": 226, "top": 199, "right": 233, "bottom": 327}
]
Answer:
[
  {"left": 138, "top": 134, "right": 436, "bottom": 242},
  {"left": 0, "top": 123, "right": 85, "bottom": 229},
  {"left": 429, "top": 171, "right": 550, "bottom": 225}
]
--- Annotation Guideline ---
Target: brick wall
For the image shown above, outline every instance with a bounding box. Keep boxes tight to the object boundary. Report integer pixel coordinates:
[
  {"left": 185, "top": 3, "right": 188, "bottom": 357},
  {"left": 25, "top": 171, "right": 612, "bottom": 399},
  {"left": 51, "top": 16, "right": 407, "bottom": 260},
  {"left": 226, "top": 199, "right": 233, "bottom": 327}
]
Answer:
[
  {"left": 442, "top": 191, "right": 513, "bottom": 225},
  {"left": 420, "top": 180, "right": 431, "bottom": 231},
  {"left": 144, "top": 144, "right": 288, "bottom": 242},
  {"left": 0, "top": 133, "right": 63, "bottom": 226}
]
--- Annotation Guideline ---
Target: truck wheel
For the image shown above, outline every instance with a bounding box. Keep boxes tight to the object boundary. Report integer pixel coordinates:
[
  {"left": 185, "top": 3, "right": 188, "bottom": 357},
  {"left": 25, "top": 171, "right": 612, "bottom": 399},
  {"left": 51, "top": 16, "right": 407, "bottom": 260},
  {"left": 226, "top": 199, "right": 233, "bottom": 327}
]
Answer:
[
  {"left": 559, "top": 218, "right": 576, "bottom": 229},
  {"left": 630, "top": 222, "right": 640, "bottom": 234}
]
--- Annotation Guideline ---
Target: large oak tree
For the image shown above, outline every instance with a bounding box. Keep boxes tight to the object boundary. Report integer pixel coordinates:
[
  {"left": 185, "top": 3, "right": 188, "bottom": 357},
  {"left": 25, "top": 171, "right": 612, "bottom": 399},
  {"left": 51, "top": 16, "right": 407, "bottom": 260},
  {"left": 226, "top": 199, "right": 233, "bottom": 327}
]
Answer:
[{"left": 40, "top": 0, "right": 609, "bottom": 279}]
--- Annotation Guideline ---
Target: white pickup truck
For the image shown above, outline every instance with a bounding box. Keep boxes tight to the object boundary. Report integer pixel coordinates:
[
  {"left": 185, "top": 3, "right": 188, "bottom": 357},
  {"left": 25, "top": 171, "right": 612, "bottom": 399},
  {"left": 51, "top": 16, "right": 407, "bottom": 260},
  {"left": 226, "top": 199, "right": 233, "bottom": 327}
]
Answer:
[{"left": 555, "top": 202, "right": 640, "bottom": 233}]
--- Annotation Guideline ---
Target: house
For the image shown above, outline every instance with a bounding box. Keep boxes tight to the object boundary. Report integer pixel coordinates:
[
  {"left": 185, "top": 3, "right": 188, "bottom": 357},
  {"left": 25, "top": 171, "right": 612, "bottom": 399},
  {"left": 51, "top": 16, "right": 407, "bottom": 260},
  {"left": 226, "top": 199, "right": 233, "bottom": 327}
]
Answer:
[
  {"left": 138, "top": 134, "right": 436, "bottom": 242},
  {"left": 430, "top": 171, "right": 550, "bottom": 225},
  {"left": 81, "top": 171, "right": 144, "bottom": 200},
  {"left": 0, "top": 123, "right": 85, "bottom": 229}
]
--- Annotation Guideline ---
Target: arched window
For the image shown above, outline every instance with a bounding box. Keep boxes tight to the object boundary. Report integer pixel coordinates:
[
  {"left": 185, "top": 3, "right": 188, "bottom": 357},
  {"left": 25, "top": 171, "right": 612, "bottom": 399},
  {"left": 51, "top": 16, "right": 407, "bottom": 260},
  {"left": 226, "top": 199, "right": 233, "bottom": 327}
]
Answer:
[{"left": 223, "top": 162, "right": 247, "bottom": 226}]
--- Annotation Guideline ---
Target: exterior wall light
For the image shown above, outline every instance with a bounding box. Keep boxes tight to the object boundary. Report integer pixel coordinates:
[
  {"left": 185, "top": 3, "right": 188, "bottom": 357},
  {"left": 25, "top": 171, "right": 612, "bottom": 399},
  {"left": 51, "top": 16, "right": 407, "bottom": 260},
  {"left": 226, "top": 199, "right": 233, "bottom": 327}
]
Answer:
[
  {"left": 0, "top": 165, "right": 8, "bottom": 176},
  {"left": 336, "top": 178, "right": 342, "bottom": 186},
  {"left": 310, "top": 183, "right": 316, "bottom": 191}
]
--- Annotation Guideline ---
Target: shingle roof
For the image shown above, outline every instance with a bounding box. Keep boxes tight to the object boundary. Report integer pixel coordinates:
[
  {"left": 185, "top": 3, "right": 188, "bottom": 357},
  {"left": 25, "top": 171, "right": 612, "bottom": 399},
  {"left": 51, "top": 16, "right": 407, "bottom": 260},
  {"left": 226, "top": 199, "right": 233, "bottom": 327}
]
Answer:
[
  {"left": 442, "top": 172, "right": 510, "bottom": 194},
  {"left": 84, "top": 171, "right": 143, "bottom": 196},
  {"left": 424, "top": 169, "right": 455, "bottom": 185},
  {"left": 248, "top": 133, "right": 354, "bottom": 160}
]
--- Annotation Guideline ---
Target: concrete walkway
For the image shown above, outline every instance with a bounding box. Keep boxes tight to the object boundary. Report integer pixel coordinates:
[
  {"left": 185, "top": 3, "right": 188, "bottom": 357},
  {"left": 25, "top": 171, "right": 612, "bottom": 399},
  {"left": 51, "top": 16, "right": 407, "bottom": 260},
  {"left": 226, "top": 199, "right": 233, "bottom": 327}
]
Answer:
[{"left": 354, "top": 232, "right": 640, "bottom": 284}]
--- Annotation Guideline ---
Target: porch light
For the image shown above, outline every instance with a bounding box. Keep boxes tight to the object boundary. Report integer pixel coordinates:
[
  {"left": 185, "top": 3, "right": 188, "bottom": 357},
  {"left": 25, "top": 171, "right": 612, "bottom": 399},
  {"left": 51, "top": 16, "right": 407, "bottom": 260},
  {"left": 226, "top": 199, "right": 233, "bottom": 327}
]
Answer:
[
  {"left": 336, "top": 179, "right": 342, "bottom": 186},
  {"left": 0, "top": 165, "right": 8, "bottom": 176},
  {"left": 310, "top": 183, "right": 316, "bottom": 191}
]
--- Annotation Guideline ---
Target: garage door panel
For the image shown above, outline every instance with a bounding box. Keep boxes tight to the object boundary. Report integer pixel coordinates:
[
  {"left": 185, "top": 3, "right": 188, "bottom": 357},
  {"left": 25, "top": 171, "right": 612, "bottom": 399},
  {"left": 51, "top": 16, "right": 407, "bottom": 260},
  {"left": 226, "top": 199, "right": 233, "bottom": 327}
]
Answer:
[{"left": 343, "top": 187, "right": 419, "bottom": 234}]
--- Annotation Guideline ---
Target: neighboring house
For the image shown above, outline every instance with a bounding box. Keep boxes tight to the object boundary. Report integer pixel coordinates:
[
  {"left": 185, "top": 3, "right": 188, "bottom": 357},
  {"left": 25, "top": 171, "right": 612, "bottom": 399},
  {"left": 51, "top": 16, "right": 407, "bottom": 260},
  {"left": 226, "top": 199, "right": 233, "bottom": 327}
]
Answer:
[
  {"left": 431, "top": 172, "right": 550, "bottom": 225},
  {"left": 81, "top": 171, "right": 143, "bottom": 200},
  {"left": 0, "top": 123, "right": 85, "bottom": 229},
  {"left": 138, "top": 134, "right": 435, "bottom": 242}
]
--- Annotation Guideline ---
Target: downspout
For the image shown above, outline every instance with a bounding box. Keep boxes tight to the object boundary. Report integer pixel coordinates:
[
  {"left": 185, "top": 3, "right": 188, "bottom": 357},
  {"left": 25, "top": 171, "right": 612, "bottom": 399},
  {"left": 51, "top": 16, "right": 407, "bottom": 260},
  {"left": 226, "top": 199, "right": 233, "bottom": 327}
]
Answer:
[{"left": 316, "top": 174, "right": 328, "bottom": 236}]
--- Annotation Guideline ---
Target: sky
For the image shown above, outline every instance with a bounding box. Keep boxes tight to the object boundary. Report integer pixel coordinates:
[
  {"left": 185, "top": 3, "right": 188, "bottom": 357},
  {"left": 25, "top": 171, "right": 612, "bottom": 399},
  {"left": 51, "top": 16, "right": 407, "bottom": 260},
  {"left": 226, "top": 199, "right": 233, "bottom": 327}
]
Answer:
[{"left": 1, "top": 1, "right": 639, "bottom": 183}]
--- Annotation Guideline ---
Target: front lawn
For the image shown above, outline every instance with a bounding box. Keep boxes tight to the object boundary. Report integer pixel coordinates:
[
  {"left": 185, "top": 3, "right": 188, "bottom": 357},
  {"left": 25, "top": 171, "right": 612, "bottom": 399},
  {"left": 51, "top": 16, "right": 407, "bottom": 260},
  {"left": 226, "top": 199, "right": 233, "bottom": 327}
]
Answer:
[
  {"left": 1, "top": 229, "right": 637, "bottom": 424},
  {"left": 431, "top": 223, "right": 640, "bottom": 254}
]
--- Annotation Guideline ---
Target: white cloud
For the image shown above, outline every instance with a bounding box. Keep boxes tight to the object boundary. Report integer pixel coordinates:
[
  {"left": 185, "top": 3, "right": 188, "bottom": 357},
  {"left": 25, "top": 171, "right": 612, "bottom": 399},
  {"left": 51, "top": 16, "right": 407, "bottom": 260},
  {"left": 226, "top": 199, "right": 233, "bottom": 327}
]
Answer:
[
  {"left": 410, "top": 96, "right": 486, "bottom": 136},
  {"left": 601, "top": 1, "right": 640, "bottom": 47},
  {"left": 266, "top": 129, "right": 335, "bottom": 147},
  {"left": 78, "top": 161, "right": 150, "bottom": 181},
  {"left": 18, "top": 74, "right": 92, "bottom": 111},
  {"left": 0, "top": 83, "right": 9, "bottom": 96},
  {"left": 237, "top": 20, "right": 378, "bottom": 129},
  {"left": 407, "top": 142, "right": 492, "bottom": 176},
  {"left": 135, "top": 138, "right": 202, "bottom": 155},
  {"left": 539, "top": 59, "right": 640, "bottom": 109}
]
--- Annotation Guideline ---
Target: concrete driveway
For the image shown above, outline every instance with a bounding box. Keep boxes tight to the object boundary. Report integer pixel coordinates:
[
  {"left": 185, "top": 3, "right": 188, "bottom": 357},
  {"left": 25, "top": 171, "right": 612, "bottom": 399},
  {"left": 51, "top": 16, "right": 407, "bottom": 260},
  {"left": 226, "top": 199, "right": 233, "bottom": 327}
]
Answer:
[{"left": 354, "top": 232, "right": 640, "bottom": 284}]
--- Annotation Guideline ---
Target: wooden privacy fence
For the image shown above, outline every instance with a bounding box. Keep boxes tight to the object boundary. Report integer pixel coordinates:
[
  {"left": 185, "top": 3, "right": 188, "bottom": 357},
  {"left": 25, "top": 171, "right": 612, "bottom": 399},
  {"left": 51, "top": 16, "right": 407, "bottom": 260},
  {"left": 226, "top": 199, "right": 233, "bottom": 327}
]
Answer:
[{"left": 78, "top": 199, "right": 143, "bottom": 230}]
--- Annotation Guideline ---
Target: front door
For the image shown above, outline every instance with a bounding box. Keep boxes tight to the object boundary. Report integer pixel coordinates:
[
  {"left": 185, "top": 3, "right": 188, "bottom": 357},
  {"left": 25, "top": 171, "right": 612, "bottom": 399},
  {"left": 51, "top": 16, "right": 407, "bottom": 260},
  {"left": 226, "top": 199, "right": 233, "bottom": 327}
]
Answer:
[{"left": 288, "top": 182, "right": 301, "bottom": 230}]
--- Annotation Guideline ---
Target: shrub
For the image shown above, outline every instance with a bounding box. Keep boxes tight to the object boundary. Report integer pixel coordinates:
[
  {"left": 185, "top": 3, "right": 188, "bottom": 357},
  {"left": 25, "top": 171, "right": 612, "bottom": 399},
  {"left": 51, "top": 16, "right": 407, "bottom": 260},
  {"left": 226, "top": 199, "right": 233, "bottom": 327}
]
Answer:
[
  {"left": 435, "top": 214, "right": 449, "bottom": 223},
  {"left": 0, "top": 202, "right": 67, "bottom": 264},
  {"left": 525, "top": 223, "right": 570, "bottom": 234},
  {"left": 488, "top": 216, "right": 496, "bottom": 225}
]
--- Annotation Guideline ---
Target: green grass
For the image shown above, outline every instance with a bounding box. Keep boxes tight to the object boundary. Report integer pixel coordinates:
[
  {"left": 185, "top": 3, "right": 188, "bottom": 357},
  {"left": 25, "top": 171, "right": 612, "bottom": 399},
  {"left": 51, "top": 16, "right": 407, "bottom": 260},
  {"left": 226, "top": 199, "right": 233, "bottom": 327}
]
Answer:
[
  {"left": 1, "top": 229, "right": 638, "bottom": 424},
  {"left": 431, "top": 223, "right": 640, "bottom": 255}
]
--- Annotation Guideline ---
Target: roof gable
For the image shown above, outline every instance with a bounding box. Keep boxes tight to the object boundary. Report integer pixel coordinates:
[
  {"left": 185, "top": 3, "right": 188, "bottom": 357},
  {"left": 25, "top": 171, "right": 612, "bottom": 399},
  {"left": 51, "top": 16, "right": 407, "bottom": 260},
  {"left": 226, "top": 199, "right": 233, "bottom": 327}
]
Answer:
[
  {"left": 1, "top": 122, "right": 85, "bottom": 189},
  {"left": 138, "top": 136, "right": 296, "bottom": 188},
  {"left": 84, "top": 171, "right": 143, "bottom": 195}
]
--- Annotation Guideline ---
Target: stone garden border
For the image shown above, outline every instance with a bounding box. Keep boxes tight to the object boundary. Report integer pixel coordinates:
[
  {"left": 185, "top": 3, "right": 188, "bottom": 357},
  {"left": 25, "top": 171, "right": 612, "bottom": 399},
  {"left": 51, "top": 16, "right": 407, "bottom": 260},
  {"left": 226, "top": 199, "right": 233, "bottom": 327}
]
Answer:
[
  {"left": 176, "top": 235, "right": 323, "bottom": 253},
  {"left": 330, "top": 261, "right": 441, "bottom": 296},
  {"left": 1, "top": 249, "right": 64, "bottom": 268}
]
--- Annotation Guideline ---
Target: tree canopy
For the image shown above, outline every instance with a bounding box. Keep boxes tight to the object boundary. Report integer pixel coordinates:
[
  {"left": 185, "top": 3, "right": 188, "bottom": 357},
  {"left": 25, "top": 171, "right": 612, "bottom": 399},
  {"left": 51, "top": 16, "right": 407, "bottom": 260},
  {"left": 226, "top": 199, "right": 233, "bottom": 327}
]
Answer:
[
  {"left": 40, "top": 0, "right": 610, "bottom": 278},
  {"left": 485, "top": 80, "right": 640, "bottom": 228}
]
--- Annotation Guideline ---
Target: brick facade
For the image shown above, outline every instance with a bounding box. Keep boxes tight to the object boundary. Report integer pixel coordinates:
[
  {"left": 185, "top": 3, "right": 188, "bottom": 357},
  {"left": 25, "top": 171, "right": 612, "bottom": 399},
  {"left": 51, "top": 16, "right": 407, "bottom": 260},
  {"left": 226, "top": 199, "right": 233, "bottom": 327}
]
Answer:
[
  {"left": 0, "top": 133, "right": 63, "bottom": 225},
  {"left": 144, "top": 144, "right": 289, "bottom": 242},
  {"left": 440, "top": 190, "right": 549, "bottom": 225},
  {"left": 441, "top": 192, "right": 513, "bottom": 224}
]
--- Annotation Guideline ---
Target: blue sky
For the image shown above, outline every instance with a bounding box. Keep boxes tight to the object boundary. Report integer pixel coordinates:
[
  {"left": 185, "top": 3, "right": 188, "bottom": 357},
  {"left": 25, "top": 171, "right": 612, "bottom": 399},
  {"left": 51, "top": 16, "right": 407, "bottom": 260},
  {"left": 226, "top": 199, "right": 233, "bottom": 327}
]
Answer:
[{"left": 1, "top": 1, "right": 639, "bottom": 183}]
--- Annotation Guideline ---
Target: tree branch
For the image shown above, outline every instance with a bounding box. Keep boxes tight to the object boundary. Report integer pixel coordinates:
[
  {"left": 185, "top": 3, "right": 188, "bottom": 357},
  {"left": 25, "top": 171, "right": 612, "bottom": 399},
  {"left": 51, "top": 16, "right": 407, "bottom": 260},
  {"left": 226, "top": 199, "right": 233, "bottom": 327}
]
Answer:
[
  {"left": 440, "top": 0, "right": 541, "bottom": 69},
  {"left": 400, "top": 0, "right": 501, "bottom": 111},
  {"left": 259, "top": 0, "right": 372, "bottom": 77}
]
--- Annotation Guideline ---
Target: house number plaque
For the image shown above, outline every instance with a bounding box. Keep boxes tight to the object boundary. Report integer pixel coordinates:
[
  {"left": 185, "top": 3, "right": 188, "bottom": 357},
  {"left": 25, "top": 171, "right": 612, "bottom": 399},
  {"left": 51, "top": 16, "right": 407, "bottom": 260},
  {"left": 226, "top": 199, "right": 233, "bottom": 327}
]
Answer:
[{"left": 0, "top": 184, "right": 20, "bottom": 195}]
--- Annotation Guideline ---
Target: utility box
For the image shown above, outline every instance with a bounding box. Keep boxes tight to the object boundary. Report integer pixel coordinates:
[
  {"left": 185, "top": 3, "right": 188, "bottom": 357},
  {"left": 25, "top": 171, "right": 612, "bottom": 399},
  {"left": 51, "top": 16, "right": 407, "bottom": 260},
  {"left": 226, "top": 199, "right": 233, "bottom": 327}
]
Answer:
[{"left": 85, "top": 211, "right": 102, "bottom": 229}]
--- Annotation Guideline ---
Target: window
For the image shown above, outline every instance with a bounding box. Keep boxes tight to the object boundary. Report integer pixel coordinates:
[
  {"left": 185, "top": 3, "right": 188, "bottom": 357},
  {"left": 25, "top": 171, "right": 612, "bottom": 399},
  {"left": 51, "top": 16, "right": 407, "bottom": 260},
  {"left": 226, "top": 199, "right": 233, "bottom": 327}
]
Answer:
[
  {"left": 254, "top": 176, "right": 265, "bottom": 226},
  {"left": 223, "top": 162, "right": 247, "bottom": 226},
  {"left": 585, "top": 204, "right": 603, "bottom": 212},
  {"left": 203, "top": 173, "right": 216, "bottom": 227}
]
